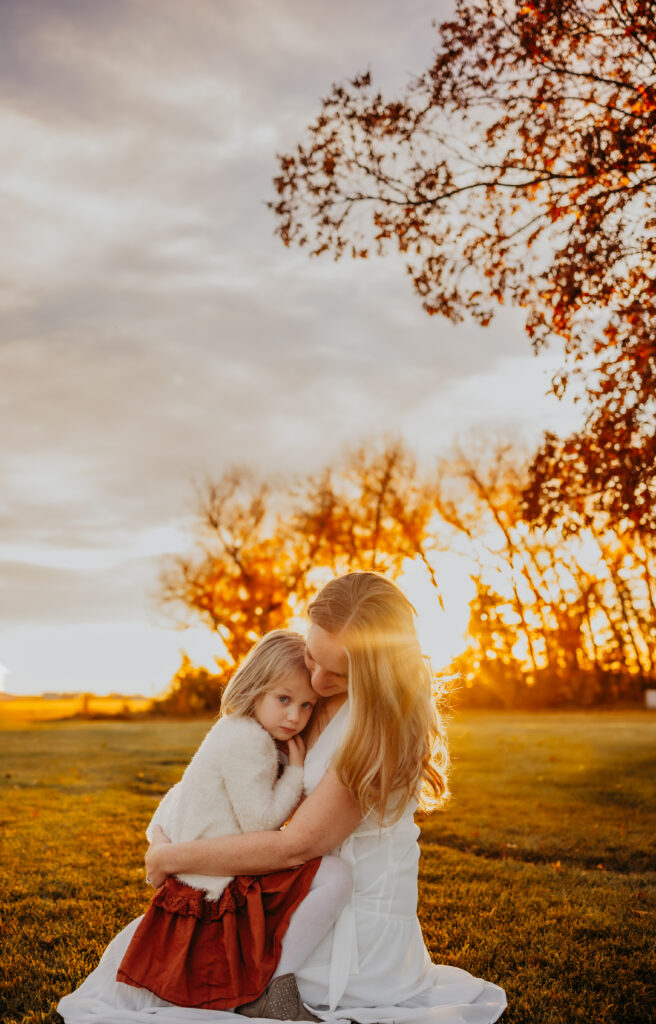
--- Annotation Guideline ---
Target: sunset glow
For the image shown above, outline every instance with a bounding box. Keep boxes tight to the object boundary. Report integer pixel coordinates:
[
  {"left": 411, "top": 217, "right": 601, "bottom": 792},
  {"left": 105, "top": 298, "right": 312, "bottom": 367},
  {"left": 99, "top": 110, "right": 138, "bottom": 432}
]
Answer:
[
  {"left": 1, "top": 0, "right": 584, "bottom": 699},
  {"left": 399, "top": 556, "right": 474, "bottom": 671}
]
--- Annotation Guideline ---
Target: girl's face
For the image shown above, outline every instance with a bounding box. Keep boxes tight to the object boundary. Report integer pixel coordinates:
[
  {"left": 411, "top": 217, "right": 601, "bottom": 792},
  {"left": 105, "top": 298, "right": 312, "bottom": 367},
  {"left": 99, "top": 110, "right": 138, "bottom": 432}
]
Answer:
[
  {"left": 305, "top": 624, "right": 349, "bottom": 698},
  {"left": 253, "top": 667, "right": 317, "bottom": 741}
]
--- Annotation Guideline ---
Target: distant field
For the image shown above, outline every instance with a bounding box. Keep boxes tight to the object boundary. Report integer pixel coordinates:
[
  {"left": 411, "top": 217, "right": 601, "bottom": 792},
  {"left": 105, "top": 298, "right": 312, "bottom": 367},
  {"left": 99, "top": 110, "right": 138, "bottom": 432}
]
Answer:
[
  {"left": 0, "top": 710, "right": 654, "bottom": 1024},
  {"left": 0, "top": 694, "right": 153, "bottom": 723}
]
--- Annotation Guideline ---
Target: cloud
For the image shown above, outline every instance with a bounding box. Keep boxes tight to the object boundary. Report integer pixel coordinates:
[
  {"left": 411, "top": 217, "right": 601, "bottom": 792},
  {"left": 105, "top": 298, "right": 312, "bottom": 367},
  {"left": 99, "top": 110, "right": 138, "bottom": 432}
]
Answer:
[
  {"left": 0, "top": 558, "right": 150, "bottom": 624},
  {"left": 0, "top": 0, "right": 582, "bottom": 665}
]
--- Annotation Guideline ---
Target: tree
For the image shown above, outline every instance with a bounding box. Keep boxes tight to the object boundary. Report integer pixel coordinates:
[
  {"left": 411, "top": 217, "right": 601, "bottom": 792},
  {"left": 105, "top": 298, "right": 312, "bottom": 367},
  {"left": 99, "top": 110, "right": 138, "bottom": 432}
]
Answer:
[
  {"left": 160, "top": 443, "right": 442, "bottom": 667},
  {"left": 270, "top": 0, "right": 656, "bottom": 530},
  {"left": 161, "top": 442, "right": 655, "bottom": 707},
  {"left": 154, "top": 652, "right": 227, "bottom": 715},
  {"left": 292, "top": 441, "right": 443, "bottom": 594},
  {"left": 437, "top": 442, "right": 655, "bottom": 705},
  {"left": 160, "top": 470, "right": 313, "bottom": 664}
]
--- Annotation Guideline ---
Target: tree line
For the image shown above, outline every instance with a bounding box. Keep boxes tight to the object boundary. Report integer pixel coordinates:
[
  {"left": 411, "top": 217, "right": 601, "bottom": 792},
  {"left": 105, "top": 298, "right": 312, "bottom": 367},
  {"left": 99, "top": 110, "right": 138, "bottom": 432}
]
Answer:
[{"left": 157, "top": 441, "right": 655, "bottom": 711}]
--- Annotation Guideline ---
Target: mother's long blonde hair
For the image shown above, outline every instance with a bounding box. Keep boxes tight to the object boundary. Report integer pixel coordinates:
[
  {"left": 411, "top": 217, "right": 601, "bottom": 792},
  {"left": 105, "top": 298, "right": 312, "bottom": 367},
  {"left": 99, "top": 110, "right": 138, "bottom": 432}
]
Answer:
[{"left": 308, "top": 571, "right": 449, "bottom": 823}]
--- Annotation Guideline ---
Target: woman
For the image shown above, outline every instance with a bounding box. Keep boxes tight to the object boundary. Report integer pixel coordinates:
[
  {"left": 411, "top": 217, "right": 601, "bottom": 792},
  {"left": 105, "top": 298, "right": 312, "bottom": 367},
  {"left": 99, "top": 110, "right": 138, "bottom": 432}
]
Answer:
[
  {"left": 147, "top": 572, "right": 506, "bottom": 1024},
  {"left": 59, "top": 572, "right": 506, "bottom": 1024}
]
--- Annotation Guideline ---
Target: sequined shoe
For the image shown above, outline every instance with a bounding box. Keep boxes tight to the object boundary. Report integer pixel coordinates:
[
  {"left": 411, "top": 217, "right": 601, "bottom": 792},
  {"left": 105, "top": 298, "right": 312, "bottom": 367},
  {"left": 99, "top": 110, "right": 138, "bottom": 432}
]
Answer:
[{"left": 236, "top": 973, "right": 322, "bottom": 1021}]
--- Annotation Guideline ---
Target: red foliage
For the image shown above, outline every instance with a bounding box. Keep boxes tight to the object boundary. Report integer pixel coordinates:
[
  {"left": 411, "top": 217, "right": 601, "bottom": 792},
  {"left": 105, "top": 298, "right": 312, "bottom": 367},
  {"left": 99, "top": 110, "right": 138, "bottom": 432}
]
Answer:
[{"left": 270, "top": 0, "right": 656, "bottom": 530}]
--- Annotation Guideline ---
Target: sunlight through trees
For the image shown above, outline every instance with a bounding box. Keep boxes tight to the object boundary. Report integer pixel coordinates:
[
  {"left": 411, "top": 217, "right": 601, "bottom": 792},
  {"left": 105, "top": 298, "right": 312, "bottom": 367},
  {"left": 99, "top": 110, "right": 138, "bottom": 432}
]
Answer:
[{"left": 160, "top": 441, "right": 656, "bottom": 708}]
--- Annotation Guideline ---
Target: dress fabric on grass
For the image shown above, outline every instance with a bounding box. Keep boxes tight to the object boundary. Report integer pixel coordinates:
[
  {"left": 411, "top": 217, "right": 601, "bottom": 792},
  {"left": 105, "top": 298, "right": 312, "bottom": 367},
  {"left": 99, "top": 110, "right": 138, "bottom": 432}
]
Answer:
[{"left": 57, "top": 702, "right": 507, "bottom": 1024}]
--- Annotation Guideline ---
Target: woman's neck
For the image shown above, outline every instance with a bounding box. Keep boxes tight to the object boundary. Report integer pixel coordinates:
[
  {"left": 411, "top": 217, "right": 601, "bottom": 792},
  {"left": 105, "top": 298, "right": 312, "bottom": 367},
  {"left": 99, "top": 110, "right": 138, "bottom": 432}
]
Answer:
[
  {"left": 304, "top": 692, "right": 347, "bottom": 751},
  {"left": 323, "top": 692, "right": 348, "bottom": 721}
]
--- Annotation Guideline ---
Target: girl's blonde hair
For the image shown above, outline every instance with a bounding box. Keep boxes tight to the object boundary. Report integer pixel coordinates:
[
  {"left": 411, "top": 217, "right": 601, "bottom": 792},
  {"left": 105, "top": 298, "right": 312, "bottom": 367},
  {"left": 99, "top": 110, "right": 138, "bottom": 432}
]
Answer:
[
  {"left": 309, "top": 571, "right": 449, "bottom": 823},
  {"left": 220, "top": 630, "right": 308, "bottom": 718}
]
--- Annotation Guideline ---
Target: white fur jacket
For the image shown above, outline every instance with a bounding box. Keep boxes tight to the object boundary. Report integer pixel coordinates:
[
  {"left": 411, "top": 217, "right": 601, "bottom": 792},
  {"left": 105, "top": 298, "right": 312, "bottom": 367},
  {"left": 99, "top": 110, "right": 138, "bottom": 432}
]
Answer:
[{"left": 146, "top": 715, "right": 304, "bottom": 901}]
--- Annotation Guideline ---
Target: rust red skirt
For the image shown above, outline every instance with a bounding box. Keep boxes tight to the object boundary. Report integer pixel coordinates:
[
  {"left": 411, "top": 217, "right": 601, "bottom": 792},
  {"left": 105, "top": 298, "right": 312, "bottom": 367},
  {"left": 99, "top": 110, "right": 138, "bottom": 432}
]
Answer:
[{"left": 116, "top": 861, "right": 321, "bottom": 1009}]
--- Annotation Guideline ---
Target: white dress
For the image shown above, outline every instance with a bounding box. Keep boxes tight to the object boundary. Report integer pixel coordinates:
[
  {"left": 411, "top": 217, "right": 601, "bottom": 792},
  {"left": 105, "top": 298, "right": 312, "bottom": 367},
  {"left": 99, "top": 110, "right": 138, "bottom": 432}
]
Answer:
[
  {"left": 295, "top": 703, "right": 507, "bottom": 1024},
  {"left": 57, "top": 704, "right": 506, "bottom": 1024}
]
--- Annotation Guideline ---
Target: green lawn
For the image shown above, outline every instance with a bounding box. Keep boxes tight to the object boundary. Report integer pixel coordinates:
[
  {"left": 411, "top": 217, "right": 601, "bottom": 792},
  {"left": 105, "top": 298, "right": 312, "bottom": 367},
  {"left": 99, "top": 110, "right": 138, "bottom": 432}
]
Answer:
[{"left": 0, "top": 711, "right": 654, "bottom": 1024}]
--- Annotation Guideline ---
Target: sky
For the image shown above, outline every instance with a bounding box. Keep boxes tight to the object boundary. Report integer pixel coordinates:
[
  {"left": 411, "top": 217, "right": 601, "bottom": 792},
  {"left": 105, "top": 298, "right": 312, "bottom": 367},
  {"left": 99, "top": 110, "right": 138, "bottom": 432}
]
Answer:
[{"left": 0, "top": 0, "right": 582, "bottom": 697}]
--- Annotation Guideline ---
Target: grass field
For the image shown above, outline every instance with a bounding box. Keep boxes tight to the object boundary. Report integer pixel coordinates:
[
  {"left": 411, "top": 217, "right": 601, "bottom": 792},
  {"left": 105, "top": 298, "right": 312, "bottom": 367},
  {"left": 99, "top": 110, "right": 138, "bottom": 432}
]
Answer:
[
  {"left": 0, "top": 710, "right": 654, "bottom": 1024},
  {"left": 0, "top": 694, "right": 152, "bottom": 723}
]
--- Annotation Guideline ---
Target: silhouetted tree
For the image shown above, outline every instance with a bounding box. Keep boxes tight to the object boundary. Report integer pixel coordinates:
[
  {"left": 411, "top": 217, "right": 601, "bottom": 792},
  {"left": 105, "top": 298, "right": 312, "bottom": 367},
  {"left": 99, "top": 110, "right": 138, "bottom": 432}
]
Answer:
[
  {"left": 160, "top": 443, "right": 441, "bottom": 669},
  {"left": 160, "top": 470, "right": 312, "bottom": 664},
  {"left": 439, "top": 443, "right": 655, "bottom": 705},
  {"left": 154, "top": 653, "right": 227, "bottom": 716},
  {"left": 271, "top": 0, "right": 656, "bottom": 530},
  {"left": 292, "top": 441, "right": 443, "bottom": 594},
  {"left": 162, "top": 442, "right": 655, "bottom": 707}
]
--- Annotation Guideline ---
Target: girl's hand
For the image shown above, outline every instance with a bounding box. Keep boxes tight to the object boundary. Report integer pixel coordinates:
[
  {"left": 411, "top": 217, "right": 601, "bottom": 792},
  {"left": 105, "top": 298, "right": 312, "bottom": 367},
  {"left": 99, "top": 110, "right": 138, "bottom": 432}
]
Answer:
[
  {"left": 287, "top": 734, "right": 306, "bottom": 767},
  {"left": 145, "top": 824, "right": 172, "bottom": 889}
]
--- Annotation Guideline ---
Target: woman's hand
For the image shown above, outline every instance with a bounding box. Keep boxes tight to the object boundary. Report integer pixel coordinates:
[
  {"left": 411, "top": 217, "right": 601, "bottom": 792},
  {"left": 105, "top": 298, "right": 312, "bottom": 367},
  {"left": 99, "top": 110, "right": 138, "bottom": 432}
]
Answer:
[
  {"left": 145, "top": 824, "right": 172, "bottom": 889},
  {"left": 287, "top": 734, "right": 305, "bottom": 768}
]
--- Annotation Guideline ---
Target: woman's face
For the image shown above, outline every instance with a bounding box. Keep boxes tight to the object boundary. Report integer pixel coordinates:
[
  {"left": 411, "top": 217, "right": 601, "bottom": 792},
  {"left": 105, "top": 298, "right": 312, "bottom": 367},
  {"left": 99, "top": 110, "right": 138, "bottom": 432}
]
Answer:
[
  {"left": 253, "top": 667, "right": 317, "bottom": 741},
  {"left": 305, "top": 623, "right": 349, "bottom": 698}
]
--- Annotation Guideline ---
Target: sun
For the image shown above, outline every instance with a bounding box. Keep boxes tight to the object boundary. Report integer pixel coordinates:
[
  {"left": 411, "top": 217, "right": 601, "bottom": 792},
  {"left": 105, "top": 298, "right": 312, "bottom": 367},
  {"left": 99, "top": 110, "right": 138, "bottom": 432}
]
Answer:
[{"left": 398, "top": 555, "right": 474, "bottom": 671}]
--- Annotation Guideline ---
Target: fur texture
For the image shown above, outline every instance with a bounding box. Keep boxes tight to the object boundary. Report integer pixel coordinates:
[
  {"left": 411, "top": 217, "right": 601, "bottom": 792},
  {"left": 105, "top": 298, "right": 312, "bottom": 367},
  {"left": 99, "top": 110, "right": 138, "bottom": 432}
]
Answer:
[{"left": 146, "top": 715, "right": 304, "bottom": 900}]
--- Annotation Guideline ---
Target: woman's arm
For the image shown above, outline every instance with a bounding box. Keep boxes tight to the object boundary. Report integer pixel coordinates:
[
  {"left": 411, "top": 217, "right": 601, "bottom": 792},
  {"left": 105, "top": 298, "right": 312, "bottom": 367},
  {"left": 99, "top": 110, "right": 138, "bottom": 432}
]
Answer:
[{"left": 145, "top": 769, "right": 362, "bottom": 887}]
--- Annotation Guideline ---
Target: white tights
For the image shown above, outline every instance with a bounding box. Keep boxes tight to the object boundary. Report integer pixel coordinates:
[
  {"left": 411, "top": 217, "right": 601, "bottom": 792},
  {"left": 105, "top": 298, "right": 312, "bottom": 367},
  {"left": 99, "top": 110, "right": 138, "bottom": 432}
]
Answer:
[{"left": 272, "top": 855, "right": 353, "bottom": 979}]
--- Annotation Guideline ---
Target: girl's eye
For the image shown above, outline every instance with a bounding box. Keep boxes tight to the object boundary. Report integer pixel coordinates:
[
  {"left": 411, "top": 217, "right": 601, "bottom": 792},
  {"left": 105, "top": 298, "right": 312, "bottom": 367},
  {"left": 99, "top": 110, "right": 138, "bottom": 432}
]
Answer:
[
  {"left": 302, "top": 701, "right": 314, "bottom": 710},
  {"left": 278, "top": 696, "right": 289, "bottom": 705}
]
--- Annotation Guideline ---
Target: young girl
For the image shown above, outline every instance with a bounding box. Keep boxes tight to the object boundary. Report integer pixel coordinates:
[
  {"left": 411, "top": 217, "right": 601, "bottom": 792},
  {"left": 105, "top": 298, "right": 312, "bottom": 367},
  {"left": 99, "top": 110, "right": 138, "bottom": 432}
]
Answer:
[{"left": 115, "top": 630, "right": 352, "bottom": 1017}]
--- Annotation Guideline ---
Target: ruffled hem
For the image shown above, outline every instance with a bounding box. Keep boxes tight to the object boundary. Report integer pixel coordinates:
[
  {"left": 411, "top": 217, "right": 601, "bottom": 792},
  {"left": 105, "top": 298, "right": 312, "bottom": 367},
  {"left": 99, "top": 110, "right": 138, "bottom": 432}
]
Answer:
[{"left": 152, "top": 874, "right": 254, "bottom": 920}]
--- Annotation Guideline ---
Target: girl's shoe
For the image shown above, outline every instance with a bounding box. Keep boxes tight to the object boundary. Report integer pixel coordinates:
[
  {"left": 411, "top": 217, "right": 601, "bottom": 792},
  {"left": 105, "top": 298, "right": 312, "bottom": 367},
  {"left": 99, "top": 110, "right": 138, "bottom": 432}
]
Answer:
[{"left": 236, "top": 973, "right": 321, "bottom": 1021}]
